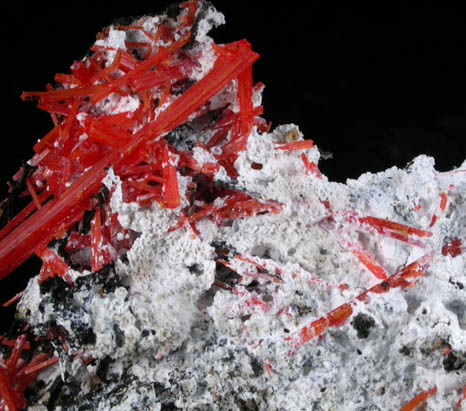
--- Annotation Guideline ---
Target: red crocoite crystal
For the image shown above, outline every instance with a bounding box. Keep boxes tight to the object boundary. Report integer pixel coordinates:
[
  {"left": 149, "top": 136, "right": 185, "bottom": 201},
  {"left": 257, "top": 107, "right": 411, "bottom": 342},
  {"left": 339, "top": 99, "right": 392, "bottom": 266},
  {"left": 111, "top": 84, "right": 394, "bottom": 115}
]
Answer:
[
  {"left": 0, "top": 334, "right": 58, "bottom": 410},
  {"left": 0, "top": 3, "right": 260, "bottom": 281},
  {"left": 400, "top": 385, "right": 437, "bottom": 411},
  {"left": 1, "top": 2, "right": 465, "bottom": 410},
  {"left": 0, "top": 4, "right": 265, "bottom": 406}
]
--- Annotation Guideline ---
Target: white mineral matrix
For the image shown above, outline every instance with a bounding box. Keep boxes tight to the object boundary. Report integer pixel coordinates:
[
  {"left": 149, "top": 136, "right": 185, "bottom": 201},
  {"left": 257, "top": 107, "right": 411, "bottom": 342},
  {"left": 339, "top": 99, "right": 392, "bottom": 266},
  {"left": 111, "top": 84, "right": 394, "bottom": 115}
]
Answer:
[{"left": 0, "top": 2, "right": 465, "bottom": 410}]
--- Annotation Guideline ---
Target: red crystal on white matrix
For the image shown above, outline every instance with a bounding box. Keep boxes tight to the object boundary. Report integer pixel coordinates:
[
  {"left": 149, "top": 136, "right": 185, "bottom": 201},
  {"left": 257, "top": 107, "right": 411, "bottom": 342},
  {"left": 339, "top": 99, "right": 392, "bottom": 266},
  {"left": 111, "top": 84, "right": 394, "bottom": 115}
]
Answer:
[{"left": 1, "top": 1, "right": 465, "bottom": 410}]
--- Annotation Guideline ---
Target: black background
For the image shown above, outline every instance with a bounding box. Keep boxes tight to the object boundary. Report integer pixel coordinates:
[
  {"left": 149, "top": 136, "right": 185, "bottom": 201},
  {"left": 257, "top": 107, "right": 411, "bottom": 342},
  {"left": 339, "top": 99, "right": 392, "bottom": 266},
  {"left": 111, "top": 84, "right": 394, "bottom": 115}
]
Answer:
[{"left": 1, "top": 2, "right": 466, "bottom": 333}]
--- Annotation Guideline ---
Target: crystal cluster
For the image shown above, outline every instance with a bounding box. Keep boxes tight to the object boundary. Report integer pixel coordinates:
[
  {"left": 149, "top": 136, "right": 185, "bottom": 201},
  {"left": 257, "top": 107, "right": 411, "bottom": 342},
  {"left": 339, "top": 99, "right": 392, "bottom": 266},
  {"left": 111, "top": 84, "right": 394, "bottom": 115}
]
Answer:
[{"left": 1, "top": 2, "right": 465, "bottom": 410}]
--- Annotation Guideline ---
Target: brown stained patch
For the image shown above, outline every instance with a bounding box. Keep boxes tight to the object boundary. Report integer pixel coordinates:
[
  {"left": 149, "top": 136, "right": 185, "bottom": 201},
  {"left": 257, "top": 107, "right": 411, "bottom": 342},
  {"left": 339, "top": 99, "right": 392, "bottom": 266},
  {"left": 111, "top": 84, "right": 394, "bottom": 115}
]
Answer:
[{"left": 284, "top": 127, "right": 300, "bottom": 143}]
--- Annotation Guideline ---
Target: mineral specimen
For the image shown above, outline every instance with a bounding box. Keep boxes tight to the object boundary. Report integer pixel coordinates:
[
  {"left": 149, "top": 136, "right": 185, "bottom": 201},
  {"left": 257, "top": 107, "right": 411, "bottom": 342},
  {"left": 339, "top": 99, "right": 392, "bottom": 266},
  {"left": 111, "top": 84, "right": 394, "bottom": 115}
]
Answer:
[{"left": 1, "top": 1, "right": 465, "bottom": 410}]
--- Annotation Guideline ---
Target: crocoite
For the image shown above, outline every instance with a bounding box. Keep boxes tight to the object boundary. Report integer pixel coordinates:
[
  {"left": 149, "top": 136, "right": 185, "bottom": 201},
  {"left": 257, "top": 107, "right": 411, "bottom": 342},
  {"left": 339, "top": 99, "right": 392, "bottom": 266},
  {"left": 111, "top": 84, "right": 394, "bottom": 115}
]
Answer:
[{"left": 1, "top": 1, "right": 465, "bottom": 410}]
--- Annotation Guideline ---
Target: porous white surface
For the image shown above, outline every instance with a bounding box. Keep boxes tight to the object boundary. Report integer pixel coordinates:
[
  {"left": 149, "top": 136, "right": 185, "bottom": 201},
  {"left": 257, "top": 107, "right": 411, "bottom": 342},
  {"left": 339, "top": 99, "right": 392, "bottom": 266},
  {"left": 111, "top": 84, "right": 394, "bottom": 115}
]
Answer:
[
  {"left": 19, "top": 132, "right": 466, "bottom": 409},
  {"left": 14, "top": 3, "right": 466, "bottom": 410}
]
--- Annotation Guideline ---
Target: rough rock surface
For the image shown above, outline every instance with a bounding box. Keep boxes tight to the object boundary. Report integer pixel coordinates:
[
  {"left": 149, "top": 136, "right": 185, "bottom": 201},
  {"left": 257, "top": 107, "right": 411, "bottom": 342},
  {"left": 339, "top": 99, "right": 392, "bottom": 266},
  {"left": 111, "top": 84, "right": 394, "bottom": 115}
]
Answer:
[{"left": 1, "top": 2, "right": 465, "bottom": 410}]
